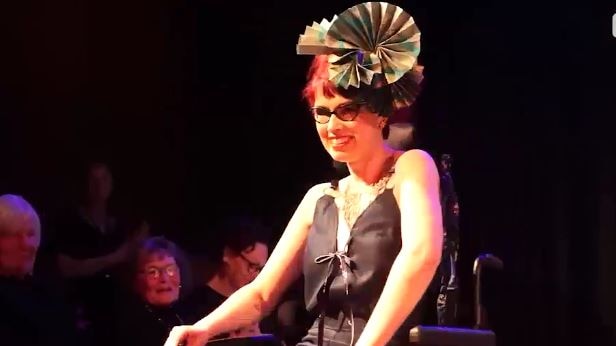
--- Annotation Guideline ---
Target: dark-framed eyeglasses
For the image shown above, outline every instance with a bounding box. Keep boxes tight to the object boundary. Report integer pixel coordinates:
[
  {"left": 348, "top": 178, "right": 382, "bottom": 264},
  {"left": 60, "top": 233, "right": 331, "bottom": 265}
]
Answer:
[
  {"left": 239, "top": 253, "right": 264, "bottom": 274},
  {"left": 310, "top": 101, "right": 366, "bottom": 124},
  {"left": 140, "top": 264, "right": 179, "bottom": 279}
]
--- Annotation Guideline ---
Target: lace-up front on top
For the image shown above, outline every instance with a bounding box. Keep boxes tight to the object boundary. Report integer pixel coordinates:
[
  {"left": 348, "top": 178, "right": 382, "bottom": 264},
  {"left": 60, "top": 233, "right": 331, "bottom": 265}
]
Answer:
[{"left": 299, "top": 171, "right": 426, "bottom": 346}]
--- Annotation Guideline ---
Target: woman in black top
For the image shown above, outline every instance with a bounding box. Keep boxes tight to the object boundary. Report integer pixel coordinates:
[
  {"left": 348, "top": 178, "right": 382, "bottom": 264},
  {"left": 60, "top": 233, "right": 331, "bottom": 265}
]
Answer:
[
  {"left": 164, "top": 3, "right": 443, "bottom": 345},
  {"left": 113, "top": 236, "right": 188, "bottom": 346}
]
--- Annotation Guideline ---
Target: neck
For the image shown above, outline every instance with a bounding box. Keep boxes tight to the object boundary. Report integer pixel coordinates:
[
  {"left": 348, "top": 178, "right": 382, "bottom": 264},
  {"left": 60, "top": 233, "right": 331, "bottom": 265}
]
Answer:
[
  {"left": 145, "top": 301, "right": 173, "bottom": 310},
  {"left": 346, "top": 145, "right": 395, "bottom": 184},
  {"left": 207, "top": 272, "right": 236, "bottom": 297}
]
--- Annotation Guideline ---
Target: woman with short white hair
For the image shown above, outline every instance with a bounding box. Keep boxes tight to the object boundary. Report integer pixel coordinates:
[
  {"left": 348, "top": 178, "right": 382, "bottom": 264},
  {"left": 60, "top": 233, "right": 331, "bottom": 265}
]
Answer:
[
  {"left": 0, "top": 194, "right": 79, "bottom": 346},
  {"left": 0, "top": 194, "right": 41, "bottom": 278}
]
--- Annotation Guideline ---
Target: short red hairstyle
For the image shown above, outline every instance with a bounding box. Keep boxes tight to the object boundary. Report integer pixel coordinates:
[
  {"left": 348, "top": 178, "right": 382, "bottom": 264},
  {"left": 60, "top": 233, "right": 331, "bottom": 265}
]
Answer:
[
  {"left": 302, "top": 55, "right": 338, "bottom": 107},
  {"left": 301, "top": 55, "right": 424, "bottom": 116}
]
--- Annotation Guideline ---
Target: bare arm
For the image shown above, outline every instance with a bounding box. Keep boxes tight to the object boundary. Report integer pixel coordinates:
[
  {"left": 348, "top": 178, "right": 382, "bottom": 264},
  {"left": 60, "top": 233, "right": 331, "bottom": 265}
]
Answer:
[
  {"left": 188, "top": 184, "right": 327, "bottom": 339},
  {"left": 355, "top": 150, "right": 443, "bottom": 346},
  {"left": 57, "top": 221, "right": 148, "bottom": 277}
]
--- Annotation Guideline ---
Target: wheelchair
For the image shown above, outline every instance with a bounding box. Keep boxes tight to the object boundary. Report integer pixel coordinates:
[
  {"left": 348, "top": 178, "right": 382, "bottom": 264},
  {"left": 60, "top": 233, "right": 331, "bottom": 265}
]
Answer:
[
  {"left": 408, "top": 253, "right": 503, "bottom": 346},
  {"left": 204, "top": 254, "right": 503, "bottom": 346},
  {"left": 206, "top": 133, "right": 502, "bottom": 346}
]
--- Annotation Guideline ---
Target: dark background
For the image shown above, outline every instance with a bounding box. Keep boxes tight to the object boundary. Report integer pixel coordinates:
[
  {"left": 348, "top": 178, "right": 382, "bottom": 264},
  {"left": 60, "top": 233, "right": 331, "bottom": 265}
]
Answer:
[{"left": 1, "top": 0, "right": 615, "bottom": 345}]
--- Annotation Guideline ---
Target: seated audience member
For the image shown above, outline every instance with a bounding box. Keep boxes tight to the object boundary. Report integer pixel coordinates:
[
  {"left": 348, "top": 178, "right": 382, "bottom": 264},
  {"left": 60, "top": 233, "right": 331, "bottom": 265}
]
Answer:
[
  {"left": 0, "top": 194, "right": 78, "bottom": 346},
  {"left": 113, "top": 236, "right": 190, "bottom": 346},
  {"left": 180, "top": 215, "right": 272, "bottom": 339}
]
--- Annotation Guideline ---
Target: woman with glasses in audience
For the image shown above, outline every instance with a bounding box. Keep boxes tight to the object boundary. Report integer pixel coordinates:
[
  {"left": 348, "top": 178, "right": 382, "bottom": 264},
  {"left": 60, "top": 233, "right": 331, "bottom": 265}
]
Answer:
[
  {"left": 180, "top": 215, "right": 271, "bottom": 340},
  {"left": 113, "top": 236, "right": 189, "bottom": 346}
]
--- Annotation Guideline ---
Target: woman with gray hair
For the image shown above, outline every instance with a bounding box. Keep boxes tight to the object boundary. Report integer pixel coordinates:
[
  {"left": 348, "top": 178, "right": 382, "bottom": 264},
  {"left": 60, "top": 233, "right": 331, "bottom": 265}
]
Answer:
[
  {"left": 112, "top": 235, "right": 191, "bottom": 346},
  {"left": 0, "top": 194, "right": 78, "bottom": 346},
  {"left": 0, "top": 194, "right": 41, "bottom": 278}
]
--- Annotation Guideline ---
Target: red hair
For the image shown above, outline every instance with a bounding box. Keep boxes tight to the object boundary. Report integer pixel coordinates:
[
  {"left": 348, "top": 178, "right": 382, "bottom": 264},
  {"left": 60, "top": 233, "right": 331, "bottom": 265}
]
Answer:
[{"left": 302, "top": 55, "right": 338, "bottom": 106}]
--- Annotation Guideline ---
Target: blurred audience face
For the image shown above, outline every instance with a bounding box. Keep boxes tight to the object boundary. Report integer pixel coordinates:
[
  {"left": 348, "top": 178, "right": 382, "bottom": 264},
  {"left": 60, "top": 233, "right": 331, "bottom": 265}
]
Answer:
[
  {"left": 0, "top": 195, "right": 41, "bottom": 278},
  {"left": 135, "top": 252, "right": 181, "bottom": 306},
  {"left": 87, "top": 163, "right": 113, "bottom": 205},
  {"left": 223, "top": 242, "right": 268, "bottom": 291}
]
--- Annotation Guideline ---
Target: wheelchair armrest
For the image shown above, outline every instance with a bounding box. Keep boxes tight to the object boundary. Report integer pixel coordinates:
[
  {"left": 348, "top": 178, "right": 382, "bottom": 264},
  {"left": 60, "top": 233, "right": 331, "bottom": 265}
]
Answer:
[
  {"left": 206, "top": 334, "right": 282, "bottom": 346},
  {"left": 409, "top": 325, "right": 496, "bottom": 346}
]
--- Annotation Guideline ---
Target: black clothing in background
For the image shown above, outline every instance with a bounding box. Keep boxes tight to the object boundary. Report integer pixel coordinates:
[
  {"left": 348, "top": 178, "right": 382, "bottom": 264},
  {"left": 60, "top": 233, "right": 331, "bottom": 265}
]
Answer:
[
  {"left": 112, "top": 291, "right": 187, "bottom": 346},
  {"left": 0, "top": 275, "right": 79, "bottom": 346},
  {"left": 180, "top": 285, "right": 277, "bottom": 338}
]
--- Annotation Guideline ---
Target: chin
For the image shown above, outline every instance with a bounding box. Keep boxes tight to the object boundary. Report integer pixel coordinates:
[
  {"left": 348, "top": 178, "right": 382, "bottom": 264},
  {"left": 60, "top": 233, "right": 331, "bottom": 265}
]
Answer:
[
  {"left": 328, "top": 150, "right": 352, "bottom": 163},
  {"left": 15, "top": 263, "right": 34, "bottom": 275},
  {"left": 149, "top": 294, "right": 178, "bottom": 306},
  {"left": 150, "top": 298, "right": 175, "bottom": 306}
]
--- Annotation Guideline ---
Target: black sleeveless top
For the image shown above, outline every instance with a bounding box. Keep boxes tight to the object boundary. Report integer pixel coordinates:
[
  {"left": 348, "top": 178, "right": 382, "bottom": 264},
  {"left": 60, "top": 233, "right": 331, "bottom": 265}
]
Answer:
[{"left": 301, "top": 186, "right": 427, "bottom": 345}]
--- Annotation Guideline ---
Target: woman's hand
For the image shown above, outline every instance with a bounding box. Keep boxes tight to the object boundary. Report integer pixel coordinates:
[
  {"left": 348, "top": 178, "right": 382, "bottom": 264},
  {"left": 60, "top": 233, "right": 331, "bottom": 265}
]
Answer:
[{"left": 164, "top": 324, "right": 210, "bottom": 346}]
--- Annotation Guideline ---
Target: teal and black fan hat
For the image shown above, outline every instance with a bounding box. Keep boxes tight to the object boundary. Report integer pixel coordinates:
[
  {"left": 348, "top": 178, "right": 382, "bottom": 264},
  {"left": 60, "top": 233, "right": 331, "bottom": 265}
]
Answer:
[{"left": 297, "top": 2, "right": 424, "bottom": 111}]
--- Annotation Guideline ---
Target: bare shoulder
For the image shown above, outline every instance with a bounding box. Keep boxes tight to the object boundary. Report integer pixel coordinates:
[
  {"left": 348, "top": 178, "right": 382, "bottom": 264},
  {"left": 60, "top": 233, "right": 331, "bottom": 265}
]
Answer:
[
  {"left": 391, "top": 150, "right": 441, "bottom": 211},
  {"left": 304, "top": 182, "right": 331, "bottom": 201},
  {"left": 395, "top": 149, "right": 438, "bottom": 175},
  {"left": 393, "top": 149, "right": 440, "bottom": 191}
]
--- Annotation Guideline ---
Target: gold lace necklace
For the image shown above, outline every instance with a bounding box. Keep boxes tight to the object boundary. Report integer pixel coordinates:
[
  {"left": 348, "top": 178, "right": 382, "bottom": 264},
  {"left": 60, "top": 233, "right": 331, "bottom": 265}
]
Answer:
[{"left": 342, "top": 155, "right": 395, "bottom": 228}]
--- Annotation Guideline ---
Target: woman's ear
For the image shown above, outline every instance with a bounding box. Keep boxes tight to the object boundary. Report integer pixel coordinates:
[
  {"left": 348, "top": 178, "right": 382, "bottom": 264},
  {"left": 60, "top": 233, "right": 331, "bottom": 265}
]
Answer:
[
  {"left": 380, "top": 117, "right": 390, "bottom": 138},
  {"left": 378, "top": 117, "right": 388, "bottom": 129},
  {"left": 222, "top": 246, "right": 233, "bottom": 263}
]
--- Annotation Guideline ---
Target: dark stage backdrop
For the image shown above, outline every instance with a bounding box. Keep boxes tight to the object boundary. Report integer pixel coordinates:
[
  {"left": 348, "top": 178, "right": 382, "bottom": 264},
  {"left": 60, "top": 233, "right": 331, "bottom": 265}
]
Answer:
[{"left": 1, "top": 1, "right": 615, "bottom": 345}]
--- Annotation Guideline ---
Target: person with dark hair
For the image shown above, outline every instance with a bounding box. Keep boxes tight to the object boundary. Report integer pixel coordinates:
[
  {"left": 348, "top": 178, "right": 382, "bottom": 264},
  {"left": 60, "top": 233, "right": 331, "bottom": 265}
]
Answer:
[
  {"left": 165, "top": 3, "right": 442, "bottom": 346},
  {"left": 179, "top": 215, "right": 271, "bottom": 339},
  {"left": 112, "top": 235, "right": 190, "bottom": 346},
  {"left": 53, "top": 161, "right": 148, "bottom": 345}
]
